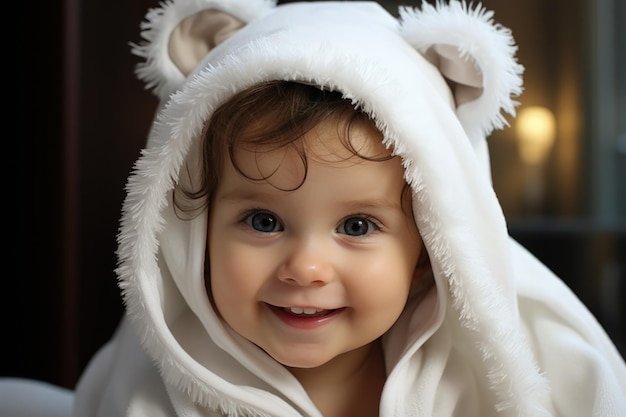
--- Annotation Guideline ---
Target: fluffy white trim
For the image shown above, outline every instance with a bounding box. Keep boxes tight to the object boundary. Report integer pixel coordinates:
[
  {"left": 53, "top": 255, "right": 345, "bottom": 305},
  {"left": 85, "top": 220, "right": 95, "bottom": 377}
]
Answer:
[
  {"left": 130, "top": 0, "right": 276, "bottom": 100},
  {"left": 400, "top": 3, "right": 548, "bottom": 415},
  {"left": 399, "top": 0, "right": 524, "bottom": 144}
]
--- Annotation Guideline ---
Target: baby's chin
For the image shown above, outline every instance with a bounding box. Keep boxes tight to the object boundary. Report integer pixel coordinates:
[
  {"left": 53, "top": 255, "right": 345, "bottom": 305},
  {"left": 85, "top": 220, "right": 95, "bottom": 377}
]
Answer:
[
  {"left": 262, "top": 347, "right": 336, "bottom": 370},
  {"left": 262, "top": 340, "right": 381, "bottom": 373}
]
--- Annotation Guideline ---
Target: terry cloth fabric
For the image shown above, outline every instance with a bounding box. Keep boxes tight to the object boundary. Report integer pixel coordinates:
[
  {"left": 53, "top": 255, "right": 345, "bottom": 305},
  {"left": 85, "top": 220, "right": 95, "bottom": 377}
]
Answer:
[{"left": 70, "top": 1, "right": 626, "bottom": 416}]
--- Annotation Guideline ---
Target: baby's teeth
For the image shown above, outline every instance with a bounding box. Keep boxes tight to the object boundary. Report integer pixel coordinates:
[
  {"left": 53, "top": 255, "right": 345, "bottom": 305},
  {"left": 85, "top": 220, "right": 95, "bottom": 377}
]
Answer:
[{"left": 287, "top": 307, "right": 323, "bottom": 315}]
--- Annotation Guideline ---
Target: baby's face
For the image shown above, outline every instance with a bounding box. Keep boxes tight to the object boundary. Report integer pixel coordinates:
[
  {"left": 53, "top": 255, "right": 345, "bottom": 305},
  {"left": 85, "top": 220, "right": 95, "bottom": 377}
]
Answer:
[{"left": 207, "top": 118, "right": 425, "bottom": 369}]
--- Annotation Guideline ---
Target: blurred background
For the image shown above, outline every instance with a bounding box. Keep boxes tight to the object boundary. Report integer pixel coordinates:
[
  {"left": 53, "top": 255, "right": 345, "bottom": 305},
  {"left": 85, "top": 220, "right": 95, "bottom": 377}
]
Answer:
[{"left": 12, "top": 0, "right": 625, "bottom": 390}]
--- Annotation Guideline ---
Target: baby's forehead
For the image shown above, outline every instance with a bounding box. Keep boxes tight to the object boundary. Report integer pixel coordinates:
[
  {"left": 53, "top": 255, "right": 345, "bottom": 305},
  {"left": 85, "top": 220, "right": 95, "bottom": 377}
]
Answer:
[
  {"left": 310, "top": 117, "right": 387, "bottom": 158},
  {"left": 228, "top": 116, "right": 397, "bottom": 193},
  {"left": 238, "top": 115, "right": 390, "bottom": 161}
]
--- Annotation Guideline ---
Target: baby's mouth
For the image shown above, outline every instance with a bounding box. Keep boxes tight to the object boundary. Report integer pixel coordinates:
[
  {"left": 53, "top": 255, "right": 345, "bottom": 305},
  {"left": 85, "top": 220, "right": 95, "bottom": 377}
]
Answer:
[{"left": 266, "top": 304, "right": 345, "bottom": 329}]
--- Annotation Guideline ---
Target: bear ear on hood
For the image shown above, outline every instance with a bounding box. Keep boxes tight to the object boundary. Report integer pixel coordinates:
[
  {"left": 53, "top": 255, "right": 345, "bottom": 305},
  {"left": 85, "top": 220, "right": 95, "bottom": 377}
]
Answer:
[
  {"left": 130, "top": 0, "right": 276, "bottom": 101},
  {"left": 399, "top": 1, "right": 524, "bottom": 147},
  {"left": 168, "top": 10, "right": 245, "bottom": 77}
]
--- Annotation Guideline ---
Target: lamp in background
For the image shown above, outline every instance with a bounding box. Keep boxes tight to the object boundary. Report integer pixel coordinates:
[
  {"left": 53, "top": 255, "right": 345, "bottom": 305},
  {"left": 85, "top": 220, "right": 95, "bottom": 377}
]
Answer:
[
  {"left": 515, "top": 106, "right": 556, "bottom": 214},
  {"left": 516, "top": 106, "right": 556, "bottom": 165}
]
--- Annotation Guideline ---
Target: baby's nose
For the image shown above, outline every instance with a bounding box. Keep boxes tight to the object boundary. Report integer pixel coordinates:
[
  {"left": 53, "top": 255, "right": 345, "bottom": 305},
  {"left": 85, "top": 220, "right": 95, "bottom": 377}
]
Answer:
[{"left": 276, "top": 239, "right": 336, "bottom": 286}]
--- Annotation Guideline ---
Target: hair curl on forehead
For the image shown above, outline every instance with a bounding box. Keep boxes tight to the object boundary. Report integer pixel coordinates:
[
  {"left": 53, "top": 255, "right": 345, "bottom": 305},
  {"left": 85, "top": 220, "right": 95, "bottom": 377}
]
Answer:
[{"left": 173, "top": 80, "right": 398, "bottom": 216}]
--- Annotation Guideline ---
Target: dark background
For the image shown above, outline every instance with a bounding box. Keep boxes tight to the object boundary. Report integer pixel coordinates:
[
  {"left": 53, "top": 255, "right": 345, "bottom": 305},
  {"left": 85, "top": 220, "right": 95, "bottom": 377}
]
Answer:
[
  {"left": 14, "top": 0, "right": 156, "bottom": 388},
  {"left": 11, "top": 0, "right": 624, "bottom": 390}
]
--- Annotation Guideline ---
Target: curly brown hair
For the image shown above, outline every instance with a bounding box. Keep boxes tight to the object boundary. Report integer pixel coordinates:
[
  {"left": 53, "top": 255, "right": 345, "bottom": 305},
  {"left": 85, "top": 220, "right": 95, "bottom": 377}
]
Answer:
[{"left": 173, "top": 80, "right": 404, "bottom": 216}]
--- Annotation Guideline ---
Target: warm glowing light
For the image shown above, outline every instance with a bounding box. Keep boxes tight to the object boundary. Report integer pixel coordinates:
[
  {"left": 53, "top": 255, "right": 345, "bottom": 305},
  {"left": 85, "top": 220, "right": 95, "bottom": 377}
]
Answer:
[{"left": 516, "top": 106, "right": 556, "bottom": 165}]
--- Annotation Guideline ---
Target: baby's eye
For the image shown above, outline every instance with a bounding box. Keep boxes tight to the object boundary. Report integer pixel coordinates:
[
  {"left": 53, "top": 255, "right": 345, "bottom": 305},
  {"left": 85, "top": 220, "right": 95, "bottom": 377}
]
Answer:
[
  {"left": 243, "top": 211, "right": 284, "bottom": 233},
  {"left": 336, "top": 216, "right": 379, "bottom": 237}
]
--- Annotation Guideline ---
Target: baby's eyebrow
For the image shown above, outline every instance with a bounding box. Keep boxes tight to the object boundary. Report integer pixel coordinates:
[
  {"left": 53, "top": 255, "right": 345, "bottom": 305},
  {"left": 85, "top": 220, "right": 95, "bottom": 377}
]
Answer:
[
  {"left": 219, "top": 191, "right": 401, "bottom": 210},
  {"left": 218, "top": 189, "right": 282, "bottom": 202},
  {"left": 338, "top": 198, "right": 403, "bottom": 212}
]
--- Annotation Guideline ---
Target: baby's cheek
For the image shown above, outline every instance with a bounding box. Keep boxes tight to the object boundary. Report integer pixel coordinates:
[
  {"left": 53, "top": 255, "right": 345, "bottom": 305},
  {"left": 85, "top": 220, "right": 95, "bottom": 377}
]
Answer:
[{"left": 212, "top": 245, "right": 264, "bottom": 296}]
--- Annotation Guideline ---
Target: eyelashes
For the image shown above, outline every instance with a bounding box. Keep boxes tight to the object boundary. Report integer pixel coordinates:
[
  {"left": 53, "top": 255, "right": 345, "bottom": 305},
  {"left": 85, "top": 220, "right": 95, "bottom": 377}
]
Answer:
[
  {"left": 336, "top": 215, "right": 380, "bottom": 237},
  {"left": 238, "top": 208, "right": 381, "bottom": 237},
  {"left": 240, "top": 209, "right": 284, "bottom": 233}
]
